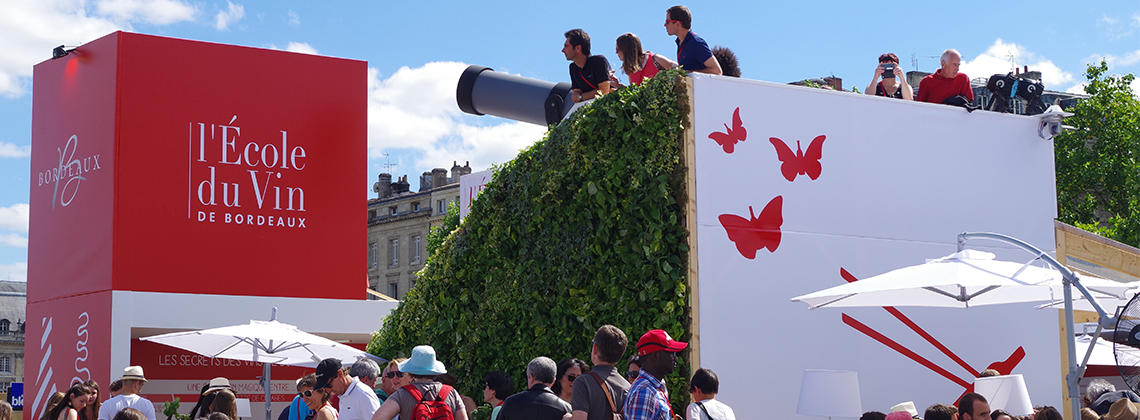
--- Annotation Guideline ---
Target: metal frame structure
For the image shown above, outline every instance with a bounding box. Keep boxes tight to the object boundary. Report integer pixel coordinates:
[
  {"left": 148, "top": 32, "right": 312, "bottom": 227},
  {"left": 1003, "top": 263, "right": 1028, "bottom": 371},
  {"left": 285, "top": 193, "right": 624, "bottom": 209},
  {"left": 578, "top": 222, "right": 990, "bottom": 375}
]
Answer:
[{"left": 958, "top": 232, "right": 1115, "bottom": 420}]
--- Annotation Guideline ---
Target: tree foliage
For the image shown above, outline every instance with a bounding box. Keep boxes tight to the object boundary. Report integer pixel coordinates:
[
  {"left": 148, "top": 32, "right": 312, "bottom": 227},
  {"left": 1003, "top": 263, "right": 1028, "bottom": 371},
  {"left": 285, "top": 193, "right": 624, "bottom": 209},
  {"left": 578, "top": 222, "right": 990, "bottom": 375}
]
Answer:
[
  {"left": 1055, "top": 60, "right": 1140, "bottom": 245},
  {"left": 368, "top": 70, "right": 693, "bottom": 413}
]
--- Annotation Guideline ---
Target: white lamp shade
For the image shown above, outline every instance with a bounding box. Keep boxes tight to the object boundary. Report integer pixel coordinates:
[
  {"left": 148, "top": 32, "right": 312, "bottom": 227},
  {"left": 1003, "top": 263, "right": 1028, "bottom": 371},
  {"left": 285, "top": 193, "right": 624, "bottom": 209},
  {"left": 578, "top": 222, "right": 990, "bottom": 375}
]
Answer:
[
  {"left": 974, "top": 374, "right": 1033, "bottom": 416},
  {"left": 797, "top": 369, "right": 863, "bottom": 417},
  {"left": 235, "top": 398, "right": 251, "bottom": 418}
]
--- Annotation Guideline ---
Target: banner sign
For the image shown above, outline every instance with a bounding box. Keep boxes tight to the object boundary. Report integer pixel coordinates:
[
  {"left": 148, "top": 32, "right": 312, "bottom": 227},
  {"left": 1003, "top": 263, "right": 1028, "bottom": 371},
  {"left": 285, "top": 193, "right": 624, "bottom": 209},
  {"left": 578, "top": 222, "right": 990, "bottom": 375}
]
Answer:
[
  {"left": 459, "top": 170, "right": 493, "bottom": 220},
  {"left": 25, "top": 293, "right": 112, "bottom": 420},
  {"left": 29, "top": 31, "right": 367, "bottom": 301},
  {"left": 690, "top": 74, "right": 1060, "bottom": 417}
]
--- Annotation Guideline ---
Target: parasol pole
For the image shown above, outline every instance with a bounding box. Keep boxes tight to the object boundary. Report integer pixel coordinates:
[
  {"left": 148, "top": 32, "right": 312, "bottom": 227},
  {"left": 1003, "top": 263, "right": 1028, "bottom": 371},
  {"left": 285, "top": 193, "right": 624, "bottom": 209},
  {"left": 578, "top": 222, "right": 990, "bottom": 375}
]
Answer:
[
  {"left": 958, "top": 232, "right": 1115, "bottom": 420},
  {"left": 265, "top": 307, "right": 276, "bottom": 420}
]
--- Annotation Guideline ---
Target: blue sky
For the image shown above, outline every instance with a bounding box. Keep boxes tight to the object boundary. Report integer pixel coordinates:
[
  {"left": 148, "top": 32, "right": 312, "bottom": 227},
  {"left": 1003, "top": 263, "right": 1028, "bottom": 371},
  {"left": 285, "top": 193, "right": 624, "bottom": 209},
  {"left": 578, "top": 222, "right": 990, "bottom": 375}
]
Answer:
[{"left": 0, "top": 0, "right": 1138, "bottom": 281}]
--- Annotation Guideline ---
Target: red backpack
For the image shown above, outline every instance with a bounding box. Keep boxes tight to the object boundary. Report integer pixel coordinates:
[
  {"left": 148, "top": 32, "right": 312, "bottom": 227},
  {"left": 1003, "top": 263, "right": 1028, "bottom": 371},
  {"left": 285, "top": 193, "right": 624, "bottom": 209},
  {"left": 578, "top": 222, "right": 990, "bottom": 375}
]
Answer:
[{"left": 402, "top": 384, "right": 455, "bottom": 420}]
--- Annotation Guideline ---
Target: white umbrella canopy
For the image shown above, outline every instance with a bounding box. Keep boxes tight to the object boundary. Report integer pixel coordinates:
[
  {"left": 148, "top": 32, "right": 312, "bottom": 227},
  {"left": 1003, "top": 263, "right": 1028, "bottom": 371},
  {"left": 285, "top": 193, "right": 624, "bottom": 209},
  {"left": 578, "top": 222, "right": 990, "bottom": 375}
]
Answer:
[
  {"left": 791, "top": 249, "right": 1133, "bottom": 310},
  {"left": 141, "top": 319, "right": 372, "bottom": 367},
  {"left": 140, "top": 309, "right": 382, "bottom": 420}
]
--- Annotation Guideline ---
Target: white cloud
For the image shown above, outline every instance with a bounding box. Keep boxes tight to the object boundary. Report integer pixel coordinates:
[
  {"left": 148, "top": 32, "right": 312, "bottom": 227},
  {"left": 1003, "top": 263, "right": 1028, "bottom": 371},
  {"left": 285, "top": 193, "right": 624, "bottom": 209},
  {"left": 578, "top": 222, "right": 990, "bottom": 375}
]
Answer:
[
  {"left": 286, "top": 42, "right": 317, "bottom": 55},
  {"left": 1099, "top": 13, "right": 1136, "bottom": 40},
  {"left": 0, "top": 263, "right": 26, "bottom": 281},
  {"left": 214, "top": 1, "right": 244, "bottom": 31},
  {"left": 961, "top": 39, "right": 1075, "bottom": 89},
  {"left": 1065, "top": 83, "right": 1088, "bottom": 95},
  {"left": 0, "top": 203, "right": 29, "bottom": 233},
  {"left": 0, "top": 0, "right": 200, "bottom": 98},
  {"left": 367, "top": 62, "right": 548, "bottom": 178},
  {"left": 286, "top": 10, "right": 299, "bottom": 26},
  {"left": 94, "top": 0, "right": 195, "bottom": 25},
  {"left": 0, "top": 142, "right": 30, "bottom": 158},
  {"left": 0, "top": 0, "right": 122, "bottom": 97},
  {"left": 1084, "top": 50, "right": 1140, "bottom": 68},
  {"left": 0, "top": 234, "right": 27, "bottom": 248}
]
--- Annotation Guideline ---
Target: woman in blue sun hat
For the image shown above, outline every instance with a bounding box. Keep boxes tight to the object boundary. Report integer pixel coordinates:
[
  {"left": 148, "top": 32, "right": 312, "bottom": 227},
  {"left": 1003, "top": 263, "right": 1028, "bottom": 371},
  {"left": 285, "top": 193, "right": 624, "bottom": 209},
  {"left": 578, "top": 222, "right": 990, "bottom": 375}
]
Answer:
[{"left": 371, "top": 345, "right": 469, "bottom": 420}]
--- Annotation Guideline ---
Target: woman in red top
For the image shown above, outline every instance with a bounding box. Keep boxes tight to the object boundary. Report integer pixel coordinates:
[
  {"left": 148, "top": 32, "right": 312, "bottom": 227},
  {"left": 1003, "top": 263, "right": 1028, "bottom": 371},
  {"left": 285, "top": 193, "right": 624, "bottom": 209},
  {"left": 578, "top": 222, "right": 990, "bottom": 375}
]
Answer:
[{"left": 615, "top": 33, "right": 659, "bottom": 86}]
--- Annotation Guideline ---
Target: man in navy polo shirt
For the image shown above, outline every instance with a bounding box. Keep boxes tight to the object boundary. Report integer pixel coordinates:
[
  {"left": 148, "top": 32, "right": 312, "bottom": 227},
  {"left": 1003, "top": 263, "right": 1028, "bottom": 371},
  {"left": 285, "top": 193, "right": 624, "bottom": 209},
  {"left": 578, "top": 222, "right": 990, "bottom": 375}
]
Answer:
[
  {"left": 563, "top": 28, "right": 612, "bottom": 103},
  {"left": 653, "top": 5, "right": 722, "bottom": 75}
]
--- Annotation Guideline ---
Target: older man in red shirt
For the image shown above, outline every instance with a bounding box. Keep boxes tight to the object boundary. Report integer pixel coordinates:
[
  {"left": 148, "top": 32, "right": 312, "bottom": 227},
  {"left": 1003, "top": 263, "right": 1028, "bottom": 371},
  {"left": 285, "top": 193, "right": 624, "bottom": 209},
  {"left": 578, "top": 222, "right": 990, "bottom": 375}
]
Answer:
[{"left": 917, "top": 49, "right": 974, "bottom": 104}]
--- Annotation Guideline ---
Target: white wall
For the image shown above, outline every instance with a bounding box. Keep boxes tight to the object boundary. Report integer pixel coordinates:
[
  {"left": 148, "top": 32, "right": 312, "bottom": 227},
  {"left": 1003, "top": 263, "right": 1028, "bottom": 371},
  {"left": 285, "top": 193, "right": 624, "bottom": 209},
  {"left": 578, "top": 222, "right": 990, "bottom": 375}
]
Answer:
[{"left": 691, "top": 74, "right": 1059, "bottom": 418}]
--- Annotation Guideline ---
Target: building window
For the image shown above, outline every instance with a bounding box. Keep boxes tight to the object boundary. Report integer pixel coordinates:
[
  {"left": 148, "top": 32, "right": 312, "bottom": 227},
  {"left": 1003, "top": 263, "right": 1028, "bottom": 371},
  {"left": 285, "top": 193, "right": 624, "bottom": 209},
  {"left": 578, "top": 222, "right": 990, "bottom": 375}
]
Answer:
[
  {"left": 1, "top": 357, "right": 11, "bottom": 373},
  {"left": 0, "top": 320, "right": 9, "bottom": 333},
  {"left": 389, "top": 239, "right": 399, "bottom": 266},
  {"left": 412, "top": 236, "right": 422, "bottom": 263},
  {"left": 438, "top": 199, "right": 446, "bottom": 214},
  {"left": 390, "top": 206, "right": 398, "bottom": 215},
  {"left": 368, "top": 210, "right": 377, "bottom": 219},
  {"left": 409, "top": 276, "right": 417, "bottom": 289},
  {"left": 368, "top": 242, "right": 378, "bottom": 269},
  {"left": 413, "top": 202, "right": 420, "bottom": 212},
  {"left": 387, "top": 282, "right": 398, "bottom": 299}
]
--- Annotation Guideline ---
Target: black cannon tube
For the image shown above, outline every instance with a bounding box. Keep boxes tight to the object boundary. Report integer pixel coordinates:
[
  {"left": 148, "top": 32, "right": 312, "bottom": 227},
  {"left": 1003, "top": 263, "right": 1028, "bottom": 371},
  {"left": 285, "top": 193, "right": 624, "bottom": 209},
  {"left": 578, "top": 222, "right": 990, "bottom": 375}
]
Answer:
[{"left": 457, "top": 65, "right": 573, "bottom": 126}]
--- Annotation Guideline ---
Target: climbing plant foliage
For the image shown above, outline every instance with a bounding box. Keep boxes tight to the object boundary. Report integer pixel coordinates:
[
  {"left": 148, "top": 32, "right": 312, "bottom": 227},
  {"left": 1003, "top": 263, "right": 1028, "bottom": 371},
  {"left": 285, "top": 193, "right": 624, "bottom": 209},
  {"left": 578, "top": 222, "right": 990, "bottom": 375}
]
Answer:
[{"left": 369, "top": 70, "right": 693, "bottom": 412}]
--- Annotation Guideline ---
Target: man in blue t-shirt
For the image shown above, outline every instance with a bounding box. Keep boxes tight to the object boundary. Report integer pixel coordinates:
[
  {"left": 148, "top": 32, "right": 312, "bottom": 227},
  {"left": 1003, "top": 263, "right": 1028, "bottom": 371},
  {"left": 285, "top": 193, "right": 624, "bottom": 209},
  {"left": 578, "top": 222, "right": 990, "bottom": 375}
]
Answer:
[
  {"left": 563, "top": 28, "right": 612, "bottom": 103},
  {"left": 653, "top": 5, "right": 723, "bottom": 75}
]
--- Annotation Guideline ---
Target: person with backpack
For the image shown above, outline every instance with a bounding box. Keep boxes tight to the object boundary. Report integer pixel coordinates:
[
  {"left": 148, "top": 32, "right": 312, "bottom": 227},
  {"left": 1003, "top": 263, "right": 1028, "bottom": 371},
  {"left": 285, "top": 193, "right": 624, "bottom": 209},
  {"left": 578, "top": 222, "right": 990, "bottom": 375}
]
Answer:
[{"left": 370, "top": 345, "right": 468, "bottom": 420}]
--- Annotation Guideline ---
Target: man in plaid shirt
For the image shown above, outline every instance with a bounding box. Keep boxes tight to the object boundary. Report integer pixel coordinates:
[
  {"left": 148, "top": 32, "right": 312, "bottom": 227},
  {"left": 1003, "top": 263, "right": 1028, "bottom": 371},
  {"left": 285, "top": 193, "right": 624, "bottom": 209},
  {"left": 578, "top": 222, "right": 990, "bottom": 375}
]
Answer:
[{"left": 624, "top": 330, "right": 688, "bottom": 420}]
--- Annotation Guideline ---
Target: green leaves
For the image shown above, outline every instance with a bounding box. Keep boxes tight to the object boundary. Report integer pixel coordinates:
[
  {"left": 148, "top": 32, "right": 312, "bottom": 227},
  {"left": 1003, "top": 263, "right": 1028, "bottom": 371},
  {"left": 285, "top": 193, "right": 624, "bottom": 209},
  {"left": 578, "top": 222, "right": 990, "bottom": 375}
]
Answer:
[
  {"left": 1055, "top": 61, "right": 1140, "bottom": 246},
  {"left": 369, "top": 70, "right": 694, "bottom": 413}
]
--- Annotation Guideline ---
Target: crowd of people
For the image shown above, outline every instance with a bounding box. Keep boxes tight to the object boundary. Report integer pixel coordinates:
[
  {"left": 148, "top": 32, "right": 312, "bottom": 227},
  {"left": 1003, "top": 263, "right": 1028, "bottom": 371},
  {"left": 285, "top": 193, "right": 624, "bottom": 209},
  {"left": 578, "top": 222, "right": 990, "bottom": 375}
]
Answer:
[
  {"left": 263, "top": 325, "right": 728, "bottom": 420},
  {"left": 863, "top": 377, "right": 1140, "bottom": 420},
  {"left": 563, "top": 4, "right": 975, "bottom": 110},
  {"left": 76, "top": 326, "right": 724, "bottom": 420},
  {"left": 356, "top": 326, "right": 733, "bottom": 420},
  {"left": 38, "top": 366, "right": 162, "bottom": 420}
]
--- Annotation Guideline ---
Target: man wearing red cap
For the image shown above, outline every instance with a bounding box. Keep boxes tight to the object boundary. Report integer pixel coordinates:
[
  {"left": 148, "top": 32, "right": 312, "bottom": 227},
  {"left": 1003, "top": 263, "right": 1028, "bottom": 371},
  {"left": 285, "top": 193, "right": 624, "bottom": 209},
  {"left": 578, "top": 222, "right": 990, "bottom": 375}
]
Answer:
[{"left": 624, "top": 330, "right": 687, "bottom": 420}]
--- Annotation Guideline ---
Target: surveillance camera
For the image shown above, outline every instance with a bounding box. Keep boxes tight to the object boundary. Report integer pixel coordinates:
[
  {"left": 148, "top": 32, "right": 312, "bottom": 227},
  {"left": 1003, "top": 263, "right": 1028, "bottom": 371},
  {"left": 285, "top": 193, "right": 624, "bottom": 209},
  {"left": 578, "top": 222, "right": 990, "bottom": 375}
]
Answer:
[{"left": 1037, "top": 104, "right": 1073, "bottom": 141}]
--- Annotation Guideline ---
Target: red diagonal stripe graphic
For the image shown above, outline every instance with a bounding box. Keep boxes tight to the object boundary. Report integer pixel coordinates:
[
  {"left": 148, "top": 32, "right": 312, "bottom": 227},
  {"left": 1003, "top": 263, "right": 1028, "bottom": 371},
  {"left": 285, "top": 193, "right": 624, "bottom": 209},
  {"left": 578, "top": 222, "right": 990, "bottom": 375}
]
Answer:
[
  {"left": 842, "top": 313, "right": 971, "bottom": 388},
  {"left": 840, "top": 268, "right": 980, "bottom": 377}
]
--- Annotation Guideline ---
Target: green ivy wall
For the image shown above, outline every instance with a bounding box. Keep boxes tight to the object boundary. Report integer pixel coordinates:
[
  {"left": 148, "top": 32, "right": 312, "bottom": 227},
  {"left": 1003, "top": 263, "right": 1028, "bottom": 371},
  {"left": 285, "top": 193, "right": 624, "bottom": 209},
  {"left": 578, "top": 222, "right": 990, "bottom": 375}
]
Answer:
[{"left": 369, "top": 70, "right": 694, "bottom": 413}]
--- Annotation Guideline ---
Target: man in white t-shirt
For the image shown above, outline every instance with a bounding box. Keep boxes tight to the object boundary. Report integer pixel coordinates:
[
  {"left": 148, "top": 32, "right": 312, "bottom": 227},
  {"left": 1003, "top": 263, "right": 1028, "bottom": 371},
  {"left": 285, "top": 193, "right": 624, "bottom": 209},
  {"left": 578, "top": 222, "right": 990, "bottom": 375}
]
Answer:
[
  {"left": 685, "top": 368, "right": 735, "bottom": 420},
  {"left": 98, "top": 366, "right": 157, "bottom": 420},
  {"left": 316, "top": 358, "right": 381, "bottom": 420}
]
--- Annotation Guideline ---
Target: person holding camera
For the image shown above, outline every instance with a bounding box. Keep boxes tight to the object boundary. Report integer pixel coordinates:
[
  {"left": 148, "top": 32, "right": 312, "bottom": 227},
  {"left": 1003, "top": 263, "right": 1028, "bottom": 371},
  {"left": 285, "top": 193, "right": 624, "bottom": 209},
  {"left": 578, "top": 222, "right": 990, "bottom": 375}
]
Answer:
[{"left": 864, "top": 53, "right": 912, "bottom": 100}]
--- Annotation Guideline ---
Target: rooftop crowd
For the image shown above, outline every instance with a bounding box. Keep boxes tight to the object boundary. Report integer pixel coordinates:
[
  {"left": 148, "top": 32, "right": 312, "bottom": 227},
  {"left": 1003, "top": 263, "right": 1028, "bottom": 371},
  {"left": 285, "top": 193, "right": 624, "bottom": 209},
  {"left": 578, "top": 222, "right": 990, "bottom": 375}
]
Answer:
[{"left": 565, "top": 4, "right": 976, "bottom": 109}]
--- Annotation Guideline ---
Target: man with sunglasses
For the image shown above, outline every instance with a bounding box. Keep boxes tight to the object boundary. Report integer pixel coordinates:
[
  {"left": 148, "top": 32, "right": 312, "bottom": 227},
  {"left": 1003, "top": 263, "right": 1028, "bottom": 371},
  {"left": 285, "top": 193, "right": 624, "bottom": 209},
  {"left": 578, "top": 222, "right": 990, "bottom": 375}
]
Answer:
[
  {"left": 653, "top": 5, "right": 722, "bottom": 75},
  {"left": 563, "top": 28, "right": 612, "bottom": 103},
  {"left": 314, "top": 358, "right": 381, "bottom": 420},
  {"left": 626, "top": 356, "right": 641, "bottom": 383}
]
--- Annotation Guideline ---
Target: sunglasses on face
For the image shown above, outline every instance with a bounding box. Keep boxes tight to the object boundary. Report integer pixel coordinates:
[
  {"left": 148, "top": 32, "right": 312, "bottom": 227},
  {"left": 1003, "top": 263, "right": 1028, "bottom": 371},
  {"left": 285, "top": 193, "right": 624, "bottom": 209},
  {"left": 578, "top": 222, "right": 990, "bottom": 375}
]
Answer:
[
  {"left": 665, "top": 19, "right": 681, "bottom": 25},
  {"left": 627, "top": 371, "right": 639, "bottom": 378},
  {"left": 385, "top": 371, "right": 405, "bottom": 379},
  {"left": 300, "top": 389, "right": 319, "bottom": 398},
  {"left": 565, "top": 374, "right": 578, "bottom": 382}
]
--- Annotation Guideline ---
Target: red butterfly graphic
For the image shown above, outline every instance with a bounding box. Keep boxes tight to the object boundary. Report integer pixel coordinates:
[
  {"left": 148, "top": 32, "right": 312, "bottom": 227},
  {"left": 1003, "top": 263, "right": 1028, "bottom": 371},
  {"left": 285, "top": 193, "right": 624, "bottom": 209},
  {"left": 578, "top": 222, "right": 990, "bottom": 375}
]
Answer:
[
  {"left": 708, "top": 107, "right": 746, "bottom": 154},
  {"left": 718, "top": 196, "right": 783, "bottom": 259},
  {"left": 769, "top": 135, "right": 826, "bottom": 182}
]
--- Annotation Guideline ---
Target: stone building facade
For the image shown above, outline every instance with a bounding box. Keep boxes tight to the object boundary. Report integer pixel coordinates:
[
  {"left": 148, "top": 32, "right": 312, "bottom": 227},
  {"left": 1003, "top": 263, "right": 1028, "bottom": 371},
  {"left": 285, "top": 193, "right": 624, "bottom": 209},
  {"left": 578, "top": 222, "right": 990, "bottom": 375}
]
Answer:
[
  {"left": 0, "top": 281, "right": 24, "bottom": 397},
  {"left": 366, "top": 162, "right": 471, "bottom": 299}
]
